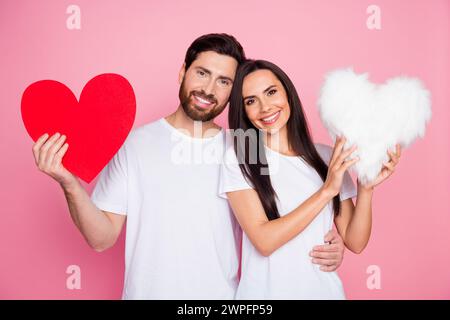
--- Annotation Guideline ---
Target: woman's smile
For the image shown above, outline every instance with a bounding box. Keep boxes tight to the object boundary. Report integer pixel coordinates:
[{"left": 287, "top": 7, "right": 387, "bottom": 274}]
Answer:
[{"left": 260, "top": 110, "right": 281, "bottom": 125}]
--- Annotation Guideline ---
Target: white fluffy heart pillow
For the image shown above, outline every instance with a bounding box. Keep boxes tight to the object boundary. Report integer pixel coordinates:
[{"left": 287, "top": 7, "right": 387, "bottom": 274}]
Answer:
[{"left": 317, "top": 68, "right": 432, "bottom": 185}]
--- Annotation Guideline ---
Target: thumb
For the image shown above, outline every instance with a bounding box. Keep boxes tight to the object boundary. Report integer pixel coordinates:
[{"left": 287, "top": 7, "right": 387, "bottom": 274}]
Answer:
[{"left": 324, "top": 229, "right": 337, "bottom": 243}]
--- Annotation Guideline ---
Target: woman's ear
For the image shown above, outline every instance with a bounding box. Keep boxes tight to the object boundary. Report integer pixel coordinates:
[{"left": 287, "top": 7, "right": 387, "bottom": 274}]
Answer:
[{"left": 178, "top": 63, "right": 186, "bottom": 84}]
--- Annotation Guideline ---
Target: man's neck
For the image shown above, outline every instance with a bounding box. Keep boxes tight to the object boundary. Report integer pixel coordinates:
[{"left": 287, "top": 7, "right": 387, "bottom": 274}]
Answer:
[{"left": 165, "top": 106, "right": 222, "bottom": 138}]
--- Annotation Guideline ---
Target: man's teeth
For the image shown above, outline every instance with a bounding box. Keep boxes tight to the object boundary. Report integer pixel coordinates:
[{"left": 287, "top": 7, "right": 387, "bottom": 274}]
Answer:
[
  {"left": 195, "top": 95, "right": 212, "bottom": 104},
  {"left": 262, "top": 112, "right": 280, "bottom": 122}
]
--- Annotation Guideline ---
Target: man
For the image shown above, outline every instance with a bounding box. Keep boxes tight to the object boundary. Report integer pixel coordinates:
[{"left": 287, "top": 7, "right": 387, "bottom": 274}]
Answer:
[{"left": 32, "top": 33, "right": 345, "bottom": 299}]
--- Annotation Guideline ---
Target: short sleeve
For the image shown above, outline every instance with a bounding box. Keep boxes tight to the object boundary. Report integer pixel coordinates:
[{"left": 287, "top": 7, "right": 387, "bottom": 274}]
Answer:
[
  {"left": 218, "top": 146, "right": 253, "bottom": 199},
  {"left": 90, "top": 142, "right": 128, "bottom": 215},
  {"left": 339, "top": 168, "right": 358, "bottom": 201},
  {"left": 315, "top": 143, "right": 357, "bottom": 201}
]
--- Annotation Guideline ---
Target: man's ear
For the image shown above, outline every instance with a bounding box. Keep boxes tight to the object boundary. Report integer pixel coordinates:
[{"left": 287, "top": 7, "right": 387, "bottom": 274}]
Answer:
[{"left": 178, "top": 63, "right": 186, "bottom": 85}]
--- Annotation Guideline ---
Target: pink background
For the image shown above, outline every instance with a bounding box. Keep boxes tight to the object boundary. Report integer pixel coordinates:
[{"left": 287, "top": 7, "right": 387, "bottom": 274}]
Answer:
[{"left": 1, "top": 0, "right": 449, "bottom": 299}]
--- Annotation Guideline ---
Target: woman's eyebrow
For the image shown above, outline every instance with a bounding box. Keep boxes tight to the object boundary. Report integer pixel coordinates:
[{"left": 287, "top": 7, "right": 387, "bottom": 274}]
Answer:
[
  {"left": 243, "top": 85, "right": 277, "bottom": 100},
  {"left": 263, "top": 85, "right": 277, "bottom": 94}
]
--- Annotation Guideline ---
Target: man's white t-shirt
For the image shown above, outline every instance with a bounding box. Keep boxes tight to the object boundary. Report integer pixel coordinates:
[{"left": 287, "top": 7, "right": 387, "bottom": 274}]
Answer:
[
  {"left": 91, "top": 118, "right": 241, "bottom": 299},
  {"left": 219, "top": 142, "right": 357, "bottom": 300}
]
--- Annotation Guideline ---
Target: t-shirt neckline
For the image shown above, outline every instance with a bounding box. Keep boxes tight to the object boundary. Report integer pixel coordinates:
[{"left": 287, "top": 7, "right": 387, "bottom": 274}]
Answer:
[
  {"left": 159, "top": 117, "right": 224, "bottom": 142},
  {"left": 264, "top": 144, "right": 299, "bottom": 158},
  {"left": 263, "top": 144, "right": 310, "bottom": 167}
]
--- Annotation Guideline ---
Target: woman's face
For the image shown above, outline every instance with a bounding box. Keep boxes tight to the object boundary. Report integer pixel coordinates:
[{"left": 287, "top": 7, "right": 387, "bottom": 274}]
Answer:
[{"left": 242, "top": 69, "right": 290, "bottom": 134}]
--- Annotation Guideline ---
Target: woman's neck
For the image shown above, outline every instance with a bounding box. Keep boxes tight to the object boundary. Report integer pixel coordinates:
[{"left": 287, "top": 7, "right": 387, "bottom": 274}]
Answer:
[{"left": 264, "top": 127, "right": 297, "bottom": 156}]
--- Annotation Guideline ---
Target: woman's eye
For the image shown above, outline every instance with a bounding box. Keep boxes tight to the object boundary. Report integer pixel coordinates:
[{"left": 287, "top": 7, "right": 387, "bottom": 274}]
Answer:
[
  {"left": 245, "top": 99, "right": 254, "bottom": 106},
  {"left": 268, "top": 89, "right": 277, "bottom": 96}
]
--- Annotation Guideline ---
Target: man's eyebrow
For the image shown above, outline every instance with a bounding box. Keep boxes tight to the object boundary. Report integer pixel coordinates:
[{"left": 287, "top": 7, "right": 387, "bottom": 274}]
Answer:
[
  {"left": 218, "top": 75, "right": 233, "bottom": 83},
  {"left": 196, "top": 66, "right": 212, "bottom": 75},
  {"left": 243, "top": 85, "right": 277, "bottom": 100},
  {"left": 195, "top": 66, "right": 233, "bottom": 83}
]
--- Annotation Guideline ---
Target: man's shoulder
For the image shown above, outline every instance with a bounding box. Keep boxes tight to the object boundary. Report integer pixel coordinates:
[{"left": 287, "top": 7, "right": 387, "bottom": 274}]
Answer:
[
  {"left": 132, "top": 118, "right": 164, "bottom": 135},
  {"left": 126, "top": 118, "right": 165, "bottom": 143}
]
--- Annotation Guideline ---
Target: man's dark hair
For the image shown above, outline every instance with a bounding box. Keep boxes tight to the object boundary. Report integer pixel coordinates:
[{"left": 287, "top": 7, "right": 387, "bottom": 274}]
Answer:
[{"left": 184, "top": 33, "right": 246, "bottom": 70}]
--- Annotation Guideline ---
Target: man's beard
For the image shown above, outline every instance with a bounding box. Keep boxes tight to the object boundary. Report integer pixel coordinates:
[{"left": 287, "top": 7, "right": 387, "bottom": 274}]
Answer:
[{"left": 178, "top": 79, "right": 227, "bottom": 122}]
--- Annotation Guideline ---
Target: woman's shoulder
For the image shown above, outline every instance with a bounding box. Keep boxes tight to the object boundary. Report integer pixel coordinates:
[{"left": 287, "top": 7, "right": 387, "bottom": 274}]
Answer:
[{"left": 313, "top": 142, "right": 333, "bottom": 162}]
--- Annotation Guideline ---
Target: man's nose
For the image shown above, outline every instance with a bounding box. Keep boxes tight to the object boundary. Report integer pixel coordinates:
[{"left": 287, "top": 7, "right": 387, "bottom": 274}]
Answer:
[{"left": 203, "top": 78, "right": 216, "bottom": 96}]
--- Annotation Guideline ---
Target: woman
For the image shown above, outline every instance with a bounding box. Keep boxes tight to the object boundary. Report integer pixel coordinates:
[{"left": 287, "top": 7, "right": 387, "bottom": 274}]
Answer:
[{"left": 219, "top": 60, "right": 401, "bottom": 299}]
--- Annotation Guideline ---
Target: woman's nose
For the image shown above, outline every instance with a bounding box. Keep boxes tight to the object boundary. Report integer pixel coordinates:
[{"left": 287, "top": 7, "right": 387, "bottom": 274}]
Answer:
[{"left": 259, "top": 99, "right": 272, "bottom": 113}]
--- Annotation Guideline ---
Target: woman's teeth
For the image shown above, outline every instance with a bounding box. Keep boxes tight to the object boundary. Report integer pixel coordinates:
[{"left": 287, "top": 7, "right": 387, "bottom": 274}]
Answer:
[{"left": 261, "top": 111, "right": 281, "bottom": 124}]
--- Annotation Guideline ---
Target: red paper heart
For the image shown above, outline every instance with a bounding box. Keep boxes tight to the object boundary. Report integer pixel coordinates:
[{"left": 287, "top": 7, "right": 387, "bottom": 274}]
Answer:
[{"left": 21, "top": 73, "right": 136, "bottom": 183}]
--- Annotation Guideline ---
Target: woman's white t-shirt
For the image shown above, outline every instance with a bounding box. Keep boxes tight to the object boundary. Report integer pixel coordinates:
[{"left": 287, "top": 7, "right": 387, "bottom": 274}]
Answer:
[{"left": 219, "top": 142, "right": 357, "bottom": 300}]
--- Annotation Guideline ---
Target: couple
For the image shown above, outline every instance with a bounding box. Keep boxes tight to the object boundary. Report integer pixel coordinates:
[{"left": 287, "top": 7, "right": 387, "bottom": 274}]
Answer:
[{"left": 32, "top": 33, "right": 401, "bottom": 299}]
